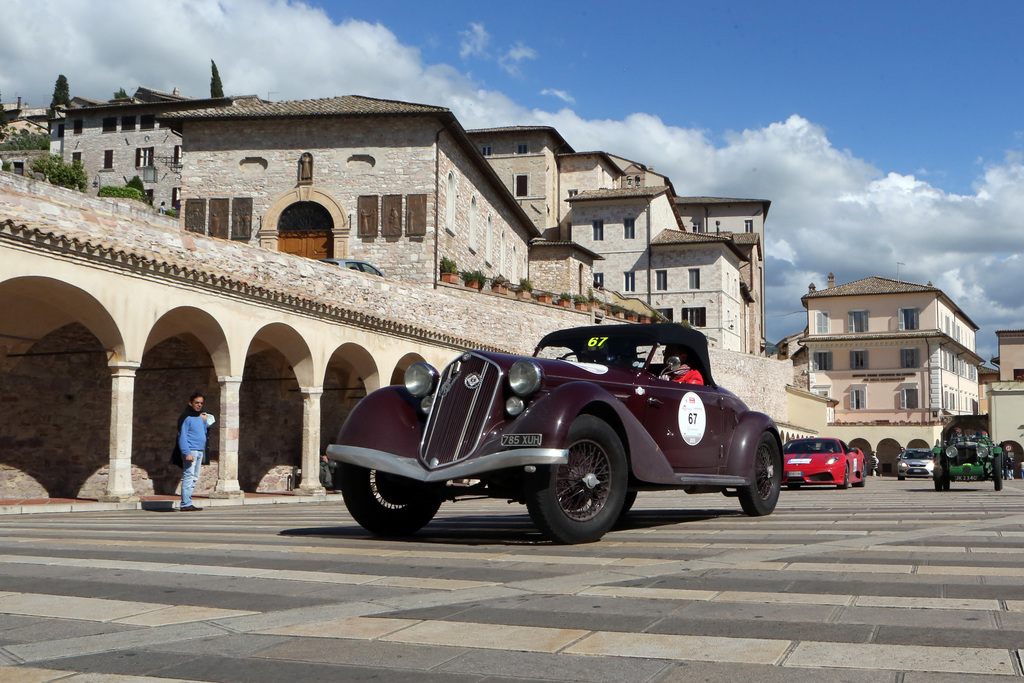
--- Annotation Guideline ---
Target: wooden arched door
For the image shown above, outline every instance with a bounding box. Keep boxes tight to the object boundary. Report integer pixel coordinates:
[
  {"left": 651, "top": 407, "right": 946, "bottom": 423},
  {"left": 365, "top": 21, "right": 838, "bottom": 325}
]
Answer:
[{"left": 277, "top": 201, "right": 333, "bottom": 260}]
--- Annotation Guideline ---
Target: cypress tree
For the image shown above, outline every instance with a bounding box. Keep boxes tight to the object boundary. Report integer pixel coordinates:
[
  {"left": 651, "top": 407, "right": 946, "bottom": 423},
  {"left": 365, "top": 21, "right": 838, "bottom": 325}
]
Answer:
[
  {"left": 0, "top": 90, "right": 7, "bottom": 142},
  {"left": 50, "top": 75, "right": 70, "bottom": 109},
  {"left": 210, "top": 60, "right": 224, "bottom": 98}
]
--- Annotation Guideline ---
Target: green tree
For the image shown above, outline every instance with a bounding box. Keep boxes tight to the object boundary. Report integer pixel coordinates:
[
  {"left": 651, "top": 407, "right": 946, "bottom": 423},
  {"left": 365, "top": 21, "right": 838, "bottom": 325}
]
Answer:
[
  {"left": 48, "top": 75, "right": 70, "bottom": 117},
  {"left": 210, "top": 60, "right": 224, "bottom": 98},
  {"left": 113, "top": 87, "right": 129, "bottom": 100},
  {"left": 126, "top": 175, "right": 146, "bottom": 198},
  {"left": 30, "top": 155, "right": 88, "bottom": 191},
  {"left": 0, "top": 89, "right": 7, "bottom": 142},
  {"left": 0, "top": 130, "right": 50, "bottom": 151}
]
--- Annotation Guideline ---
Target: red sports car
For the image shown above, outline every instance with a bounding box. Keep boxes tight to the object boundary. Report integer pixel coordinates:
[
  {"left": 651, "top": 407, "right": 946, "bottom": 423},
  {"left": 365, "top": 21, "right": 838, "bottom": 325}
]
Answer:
[{"left": 783, "top": 438, "right": 865, "bottom": 489}]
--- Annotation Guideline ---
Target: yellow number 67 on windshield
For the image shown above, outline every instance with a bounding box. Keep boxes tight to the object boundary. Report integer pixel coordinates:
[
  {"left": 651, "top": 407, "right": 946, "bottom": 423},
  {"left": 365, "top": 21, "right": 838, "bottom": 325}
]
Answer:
[{"left": 587, "top": 336, "right": 608, "bottom": 347}]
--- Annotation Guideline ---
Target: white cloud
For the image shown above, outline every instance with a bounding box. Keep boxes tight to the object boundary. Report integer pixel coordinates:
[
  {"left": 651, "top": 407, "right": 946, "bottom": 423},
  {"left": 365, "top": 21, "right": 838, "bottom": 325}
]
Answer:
[
  {"left": 498, "top": 42, "right": 536, "bottom": 77},
  {"left": 459, "top": 22, "right": 490, "bottom": 59},
  {"left": 540, "top": 89, "right": 575, "bottom": 104},
  {"left": 3, "top": 0, "right": 1023, "bottom": 357}
]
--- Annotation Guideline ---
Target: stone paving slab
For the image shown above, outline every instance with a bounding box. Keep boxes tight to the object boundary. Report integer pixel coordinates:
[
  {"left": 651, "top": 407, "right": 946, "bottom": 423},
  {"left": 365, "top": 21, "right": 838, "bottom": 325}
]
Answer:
[
  {"left": 564, "top": 630, "right": 792, "bottom": 664},
  {"left": 784, "top": 642, "right": 1015, "bottom": 675}
]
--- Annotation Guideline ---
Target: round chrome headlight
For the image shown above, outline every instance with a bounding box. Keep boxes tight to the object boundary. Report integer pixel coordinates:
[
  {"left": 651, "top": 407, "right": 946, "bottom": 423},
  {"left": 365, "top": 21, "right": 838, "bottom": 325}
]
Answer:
[
  {"left": 405, "top": 362, "right": 438, "bottom": 398},
  {"left": 508, "top": 360, "right": 543, "bottom": 397},
  {"left": 977, "top": 444, "right": 990, "bottom": 458},
  {"left": 945, "top": 445, "right": 958, "bottom": 458},
  {"left": 505, "top": 395, "right": 525, "bottom": 416}
]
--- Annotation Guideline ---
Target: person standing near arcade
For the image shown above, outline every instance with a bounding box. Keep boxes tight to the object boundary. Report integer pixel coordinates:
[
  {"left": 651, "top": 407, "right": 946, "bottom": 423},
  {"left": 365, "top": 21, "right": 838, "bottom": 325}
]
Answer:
[{"left": 177, "top": 393, "right": 210, "bottom": 511}]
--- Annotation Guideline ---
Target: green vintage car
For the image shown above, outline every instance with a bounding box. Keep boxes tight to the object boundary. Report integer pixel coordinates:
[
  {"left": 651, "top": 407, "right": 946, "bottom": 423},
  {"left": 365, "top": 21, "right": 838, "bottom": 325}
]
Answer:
[{"left": 933, "top": 430, "right": 1003, "bottom": 492}]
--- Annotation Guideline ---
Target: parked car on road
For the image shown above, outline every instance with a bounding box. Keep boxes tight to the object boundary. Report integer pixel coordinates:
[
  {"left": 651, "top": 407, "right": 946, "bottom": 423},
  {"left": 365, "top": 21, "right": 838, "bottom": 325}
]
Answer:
[
  {"left": 934, "top": 430, "right": 1003, "bottom": 492},
  {"left": 320, "top": 258, "right": 385, "bottom": 277},
  {"left": 897, "top": 448, "right": 935, "bottom": 480},
  {"left": 327, "top": 323, "right": 783, "bottom": 544},
  {"left": 783, "top": 437, "right": 866, "bottom": 489}
]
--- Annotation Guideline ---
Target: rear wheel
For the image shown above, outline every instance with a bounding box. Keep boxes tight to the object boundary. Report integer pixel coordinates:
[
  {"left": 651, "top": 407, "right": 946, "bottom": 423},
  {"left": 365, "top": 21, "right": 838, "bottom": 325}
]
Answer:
[
  {"left": 739, "top": 434, "right": 781, "bottom": 516},
  {"left": 338, "top": 464, "right": 441, "bottom": 536},
  {"left": 526, "top": 415, "right": 627, "bottom": 544}
]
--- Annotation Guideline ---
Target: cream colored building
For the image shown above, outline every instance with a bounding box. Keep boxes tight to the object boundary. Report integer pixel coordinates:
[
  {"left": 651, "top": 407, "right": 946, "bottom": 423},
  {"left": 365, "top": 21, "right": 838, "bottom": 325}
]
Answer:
[
  {"left": 795, "top": 274, "right": 983, "bottom": 472},
  {"left": 988, "top": 330, "right": 1024, "bottom": 458}
]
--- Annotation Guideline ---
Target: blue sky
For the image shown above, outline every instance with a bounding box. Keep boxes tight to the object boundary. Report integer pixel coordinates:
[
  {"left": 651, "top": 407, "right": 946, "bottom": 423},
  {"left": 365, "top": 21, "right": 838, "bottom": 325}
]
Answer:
[{"left": 3, "top": 0, "right": 1024, "bottom": 358}]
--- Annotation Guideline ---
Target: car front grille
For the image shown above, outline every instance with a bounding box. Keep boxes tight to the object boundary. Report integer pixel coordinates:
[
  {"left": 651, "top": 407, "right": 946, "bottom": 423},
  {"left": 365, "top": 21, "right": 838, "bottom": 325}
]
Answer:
[{"left": 420, "top": 353, "right": 501, "bottom": 468}]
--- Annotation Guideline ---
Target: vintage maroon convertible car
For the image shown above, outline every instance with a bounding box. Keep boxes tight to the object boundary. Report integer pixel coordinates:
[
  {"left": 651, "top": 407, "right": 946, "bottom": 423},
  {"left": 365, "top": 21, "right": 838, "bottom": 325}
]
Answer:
[{"left": 327, "top": 323, "right": 783, "bottom": 544}]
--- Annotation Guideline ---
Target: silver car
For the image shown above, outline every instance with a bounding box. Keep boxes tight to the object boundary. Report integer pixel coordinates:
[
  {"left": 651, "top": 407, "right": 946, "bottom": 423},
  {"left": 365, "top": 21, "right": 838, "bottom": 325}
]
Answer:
[
  {"left": 897, "top": 449, "right": 935, "bottom": 480},
  {"left": 320, "top": 258, "right": 385, "bottom": 277}
]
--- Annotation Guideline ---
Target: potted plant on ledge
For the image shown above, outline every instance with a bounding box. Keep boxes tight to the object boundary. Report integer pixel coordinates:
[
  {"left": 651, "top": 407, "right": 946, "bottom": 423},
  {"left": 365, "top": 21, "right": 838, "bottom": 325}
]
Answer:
[
  {"left": 516, "top": 278, "right": 534, "bottom": 300},
  {"left": 572, "top": 294, "right": 589, "bottom": 311},
  {"left": 536, "top": 291, "right": 554, "bottom": 305},
  {"left": 460, "top": 269, "right": 487, "bottom": 290},
  {"left": 557, "top": 292, "right": 573, "bottom": 308},
  {"left": 439, "top": 256, "right": 459, "bottom": 284},
  {"left": 490, "top": 274, "right": 509, "bottom": 295}
]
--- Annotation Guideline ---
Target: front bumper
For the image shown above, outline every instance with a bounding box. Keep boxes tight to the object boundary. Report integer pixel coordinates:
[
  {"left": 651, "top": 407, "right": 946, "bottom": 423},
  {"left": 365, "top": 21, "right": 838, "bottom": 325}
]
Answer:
[
  {"left": 326, "top": 444, "right": 568, "bottom": 483},
  {"left": 783, "top": 463, "right": 843, "bottom": 485},
  {"left": 898, "top": 461, "right": 934, "bottom": 478}
]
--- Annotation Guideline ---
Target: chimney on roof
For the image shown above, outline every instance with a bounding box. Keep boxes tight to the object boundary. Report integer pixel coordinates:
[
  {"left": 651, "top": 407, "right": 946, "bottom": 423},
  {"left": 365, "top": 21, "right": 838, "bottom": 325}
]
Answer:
[
  {"left": 173, "top": 87, "right": 180, "bottom": 96},
  {"left": 809, "top": 283, "right": 817, "bottom": 293},
  {"left": 17, "top": 96, "right": 21, "bottom": 108},
  {"left": 827, "top": 273, "right": 835, "bottom": 288}
]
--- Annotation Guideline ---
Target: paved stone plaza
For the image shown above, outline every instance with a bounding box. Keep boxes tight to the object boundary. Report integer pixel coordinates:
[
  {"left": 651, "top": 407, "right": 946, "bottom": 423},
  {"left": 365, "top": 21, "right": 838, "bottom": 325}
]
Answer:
[{"left": 1, "top": 478, "right": 1023, "bottom": 681}]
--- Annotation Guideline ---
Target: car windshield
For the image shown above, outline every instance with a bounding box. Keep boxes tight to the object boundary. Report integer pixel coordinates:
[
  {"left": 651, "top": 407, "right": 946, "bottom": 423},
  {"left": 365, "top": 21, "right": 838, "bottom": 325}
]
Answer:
[
  {"left": 783, "top": 439, "right": 840, "bottom": 454},
  {"left": 536, "top": 334, "right": 655, "bottom": 371},
  {"left": 901, "top": 450, "right": 931, "bottom": 459}
]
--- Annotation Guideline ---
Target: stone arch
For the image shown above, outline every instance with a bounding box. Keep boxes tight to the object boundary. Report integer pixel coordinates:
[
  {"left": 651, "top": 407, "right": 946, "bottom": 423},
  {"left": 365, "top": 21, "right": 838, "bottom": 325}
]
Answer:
[
  {"left": 321, "top": 342, "right": 380, "bottom": 453},
  {"left": 907, "top": 438, "right": 931, "bottom": 449},
  {"left": 0, "top": 277, "right": 126, "bottom": 500},
  {"left": 260, "top": 187, "right": 349, "bottom": 259},
  {"left": 238, "top": 323, "right": 314, "bottom": 492},
  {"left": 876, "top": 438, "right": 903, "bottom": 475},
  {"left": 133, "top": 308, "right": 232, "bottom": 496}
]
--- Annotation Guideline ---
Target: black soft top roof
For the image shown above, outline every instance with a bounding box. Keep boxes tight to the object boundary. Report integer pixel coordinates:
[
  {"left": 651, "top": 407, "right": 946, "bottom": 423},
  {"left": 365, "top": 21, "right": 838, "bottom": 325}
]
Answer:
[{"left": 537, "top": 323, "right": 715, "bottom": 387}]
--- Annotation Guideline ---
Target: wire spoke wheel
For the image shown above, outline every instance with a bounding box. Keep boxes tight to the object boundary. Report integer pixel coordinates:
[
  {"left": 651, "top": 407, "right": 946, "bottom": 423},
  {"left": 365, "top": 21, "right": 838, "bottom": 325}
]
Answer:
[
  {"left": 554, "top": 439, "right": 612, "bottom": 521},
  {"left": 739, "top": 434, "right": 781, "bottom": 516}
]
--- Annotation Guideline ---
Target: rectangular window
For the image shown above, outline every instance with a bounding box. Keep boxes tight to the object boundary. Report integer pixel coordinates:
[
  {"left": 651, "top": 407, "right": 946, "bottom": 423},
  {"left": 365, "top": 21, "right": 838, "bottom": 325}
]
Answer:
[
  {"left": 102, "top": 117, "right": 117, "bottom": 133},
  {"left": 72, "top": 152, "right": 82, "bottom": 163},
  {"left": 656, "top": 307, "right": 673, "bottom": 321},
  {"left": 848, "top": 310, "right": 868, "bottom": 333},
  {"left": 744, "top": 219, "right": 753, "bottom": 233},
  {"left": 899, "top": 307, "right": 920, "bottom": 330},
  {"left": 655, "top": 269, "right": 668, "bottom": 291},
  {"left": 515, "top": 174, "right": 528, "bottom": 197},
  {"left": 681, "top": 307, "right": 706, "bottom": 327},
  {"left": 812, "top": 351, "right": 833, "bottom": 371},
  {"left": 850, "top": 350, "right": 868, "bottom": 370},
  {"left": 900, "top": 387, "right": 919, "bottom": 409},
  {"left": 136, "top": 146, "right": 154, "bottom": 167},
  {"left": 480, "top": 145, "right": 492, "bottom": 156},
  {"left": 173, "top": 145, "right": 182, "bottom": 164},
  {"left": 140, "top": 114, "right": 155, "bottom": 130},
  {"left": 623, "top": 217, "right": 635, "bottom": 239},
  {"left": 815, "top": 311, "right": 830, "bottom": 335},
  {"left": 901, "top": 348, "right": 919, "bottom": 368},
  {"left": 516, "top": 143, "right": 528, "bottom": 154},
  {"left": 593, "top": 272, "right": 604, "bottom": 288},
  {"left": 688, "top": 268, "right": 700, "bottom": 290},
  {"left": 57, "top": 124, "right": 65, "bottom": 139},
  {"left": 103, "top": 149, "right": 114, "bottom": 169},
  {"left": 850, "top": 388, "right": 866, "bottom": 410},
  {"left": 121, "top": 115, "right": 136, "bottom": 131},
  {"left": 623, "top": 271, "right": 635, "bottom": 292},
  {"left": 592, "top": 220, "right": 604, "bottom": 241},
  {"left": 73, "top": 119, "right": 83, "bottom": 134},
  {"left": 567, "top": 189, "right": 578, "bottom": 198}
]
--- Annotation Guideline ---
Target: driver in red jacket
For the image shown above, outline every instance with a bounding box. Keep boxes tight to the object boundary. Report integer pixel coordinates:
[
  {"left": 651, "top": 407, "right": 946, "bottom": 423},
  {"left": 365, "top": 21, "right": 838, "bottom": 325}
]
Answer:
[{"left": 662, "top": 344, "right": 704, "bottom": 385}]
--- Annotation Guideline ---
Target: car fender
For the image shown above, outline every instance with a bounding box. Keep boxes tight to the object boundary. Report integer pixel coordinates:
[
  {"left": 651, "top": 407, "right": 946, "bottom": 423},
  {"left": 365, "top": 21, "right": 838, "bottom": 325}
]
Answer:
[
  {"left": 725, "top": 410, "right": 780, "bottom": 481},
  {"left": 497, "top": 381, "right": 675, "bottom": 482},
  {"left": 334, "top": 385, "right": 422, "bottom": 458}
]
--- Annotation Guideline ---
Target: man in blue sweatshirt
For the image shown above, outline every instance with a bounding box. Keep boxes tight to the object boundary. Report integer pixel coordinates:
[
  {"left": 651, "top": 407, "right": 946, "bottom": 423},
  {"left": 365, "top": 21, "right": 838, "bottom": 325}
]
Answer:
[{"left": 177, "top": 392, "right": 209, "bottom": 511}]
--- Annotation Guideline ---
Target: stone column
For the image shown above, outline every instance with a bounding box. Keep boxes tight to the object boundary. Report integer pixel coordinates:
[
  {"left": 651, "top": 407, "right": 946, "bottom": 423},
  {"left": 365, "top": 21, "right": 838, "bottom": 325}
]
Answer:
[
  {"left": 99, "top": 361, "right": 140, "bottom": 503},
  {"left": 297, "top": 388, "right": 326, "bottom": 495},
  {"left": 211, "top": 376, "right": 244, "bottom": 499}
]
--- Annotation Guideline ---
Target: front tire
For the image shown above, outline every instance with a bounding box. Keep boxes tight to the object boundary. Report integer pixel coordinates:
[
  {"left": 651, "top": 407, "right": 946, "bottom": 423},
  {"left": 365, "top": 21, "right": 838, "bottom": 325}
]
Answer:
[
  {"left": 838, "top": 465, "right": 851, "bottom": 489},
  {"left": 994, "top": 455, "right": 1003, "bottom": 491},
  {"left": 739, "top": 434, "right": 782, "bottom": 516},
  {"left": 526, "top": 415, "right": 627, "bottom": 544},
  {"left": 338, "top": 463, "right": 441, "bottom": 536}
]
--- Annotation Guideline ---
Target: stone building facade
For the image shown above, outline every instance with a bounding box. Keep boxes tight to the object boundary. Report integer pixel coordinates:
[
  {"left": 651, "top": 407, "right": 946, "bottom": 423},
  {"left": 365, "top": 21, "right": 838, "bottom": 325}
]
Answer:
[
  {"left": 162, "top": 96, "right": 538, "bottom": 286},
  {"left": 51, "top": 87, "right": 243, "bottom": 210}
]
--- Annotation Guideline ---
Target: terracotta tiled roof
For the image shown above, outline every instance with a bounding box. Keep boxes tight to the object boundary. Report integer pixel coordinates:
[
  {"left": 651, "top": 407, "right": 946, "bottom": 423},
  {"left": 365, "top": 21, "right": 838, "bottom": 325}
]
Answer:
[
  {"left": 675, "top": 196, "right": 771, "bottom": 205},
  {"left": 568, "top": 185, "right": 670, "bottom": 201},
  {"left": 162, "top": 95, "right": 449, "bottom": 120},
  {"left": 803, "top": 276, "right": 938, "bottom": 299},
  {"left": 650, "top": 229, "right": 748, "bottom": 260},
  {"left": 528, "top": 239, "right": 604, "bottom": 260}
]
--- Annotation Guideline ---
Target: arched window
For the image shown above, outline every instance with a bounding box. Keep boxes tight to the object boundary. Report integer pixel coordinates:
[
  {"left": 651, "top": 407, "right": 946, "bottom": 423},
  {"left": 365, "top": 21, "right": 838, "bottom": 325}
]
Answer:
[
  {"left": 579, "top": 263, "right": 584, "bottom": 294},
  {"left": 499, "top": 230, "right": 505, "bottom": 275},
  {"left": 469, "top": 196, "right": 478, "bottom": 250},
  {"left": 511, "top": 244, "right": 517, "bottom": 281},
  {"left": 445, "top": 172, "right": 456, "bottom": 233},
  {"left": 486, "top": 215, "right": 493, "bottom": 263}
]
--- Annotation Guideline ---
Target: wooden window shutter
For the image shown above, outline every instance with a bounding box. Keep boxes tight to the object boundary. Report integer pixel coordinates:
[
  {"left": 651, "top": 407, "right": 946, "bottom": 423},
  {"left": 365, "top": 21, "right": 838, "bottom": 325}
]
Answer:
[
  {"left": 135, "top": 148, "right": 141, "bottom": 167},
  {"left": 406, "top": 194, "right": 427, "bottom": 236},
  {"left": 357, "top": 195, "right": 379, "bottom": 237}
]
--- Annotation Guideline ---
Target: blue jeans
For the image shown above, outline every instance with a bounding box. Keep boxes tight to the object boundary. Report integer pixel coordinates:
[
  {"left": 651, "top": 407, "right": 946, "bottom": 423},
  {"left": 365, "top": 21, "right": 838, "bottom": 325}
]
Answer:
[{"left": 181, "top": 450, "right": 204, "bottom": 506}]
